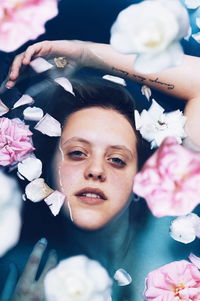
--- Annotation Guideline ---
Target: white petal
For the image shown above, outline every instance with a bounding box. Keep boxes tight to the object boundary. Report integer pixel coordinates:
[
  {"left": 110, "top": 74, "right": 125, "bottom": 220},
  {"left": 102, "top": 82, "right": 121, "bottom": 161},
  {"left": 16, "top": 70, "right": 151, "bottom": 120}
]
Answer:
[
  {"left": 114, "top": 269, "right": 132, "bottom": 286},
  {"left": 185, "top": 0, "right": 200, "bottom": 9},
  {"left": 23, "top": 106, "right": 44, "bottom": 121},
  {"left": 13, "top": 94, "right": 34, "bottom": 109},
  {"left": 134, "top": 42, "right": 184, "bottom": 74},
  {"left": 169, "top": 214, "right": 197, "bottom": 244},
  {"left": 0, "top": 99, "right": 9, "bottom": 116},
  {"left": 103, "top": 75, "right": 126, "bottom": 86},
  {"left": 141, "top": 85, "right": 151, "bottom": 101},
  {"left": 34, "top": 113, "right": 61, "bottom": 137},
  {"left": 134, "top": 110, "right": 142, "bottom": 130},
  {"left": 54, "top": 77, "right": 75, "bottom": 95},
  {"left": 188, "top": 253, "right": 200, "bottom": 269},
  {"left": 44, "top": 191, "right": 65, "bottom": 216},
  {"left": 18, "top": 157, "right": 42, "bottom": 181},
  {"left": 192, "top": 32, "right": 200, "bottom": 43},
  {"left": 25, "top": 178, "right": 53, "bottom": 202},
  {"left": 30, "top": 58, "right": 53, "bottom": 73}
]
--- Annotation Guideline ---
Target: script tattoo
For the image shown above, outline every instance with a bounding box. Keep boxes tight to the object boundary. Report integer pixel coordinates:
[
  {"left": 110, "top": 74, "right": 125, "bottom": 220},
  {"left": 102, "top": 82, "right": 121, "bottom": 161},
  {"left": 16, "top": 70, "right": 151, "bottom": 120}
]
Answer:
[{"left": 111, "top": 67, "right": 175, "bottom": 90}]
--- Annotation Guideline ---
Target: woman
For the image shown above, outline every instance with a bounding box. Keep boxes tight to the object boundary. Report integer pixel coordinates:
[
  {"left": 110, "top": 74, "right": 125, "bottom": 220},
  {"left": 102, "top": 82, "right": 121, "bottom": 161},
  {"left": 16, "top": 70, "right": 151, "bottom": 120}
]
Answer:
[{"left": 2, "top": 40, "right": 200, "bottom": 300}]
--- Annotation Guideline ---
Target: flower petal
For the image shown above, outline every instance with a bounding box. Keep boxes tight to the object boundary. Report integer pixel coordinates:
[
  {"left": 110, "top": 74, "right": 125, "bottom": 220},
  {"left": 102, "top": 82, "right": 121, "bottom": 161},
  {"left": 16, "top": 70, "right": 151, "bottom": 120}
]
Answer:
[
  {"left": 13, "top": 94, "right": 34, "bottom": 109},
  {"left": 18, "top": 157, "right": 42, "bottom": 181},
  {"left": 44, "top": 190, "right": 65, "bottom": 216},
  {"left": 185, "top": 0, "right": 200, "bottom": 9},
  {"left": 114, "top": 269, "right": 132, "bottom": 286},
  {"left": 30, "top": 58, "right": 53, "bottom": 73},
  {"left": 0, "top": 99, "right": 9, "bottom": 116},
  {"left": 25, "top": 178, "right": 53, "bottom": 202},
  {"left": 34, "top": 113, "right": 61, "bottom": 137},
  {"left": 102, "top": 75, "right": 126, "bottom": 86},
  {"left": 54, "top": 77, "right": 75, "bottom": 95},
  {"left": 141, "top": 85, "right": 151, "bottom": 101},
  {"left": 23, "top": 106, "right": 44, "bottom": 121}
]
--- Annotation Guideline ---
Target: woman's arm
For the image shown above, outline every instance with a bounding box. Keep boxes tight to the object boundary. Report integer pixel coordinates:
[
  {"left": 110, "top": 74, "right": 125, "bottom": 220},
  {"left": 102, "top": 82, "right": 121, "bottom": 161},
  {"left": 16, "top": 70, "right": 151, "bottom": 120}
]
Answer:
[{"left": 6, "top": 40, "right": 200, "bottom": 147}]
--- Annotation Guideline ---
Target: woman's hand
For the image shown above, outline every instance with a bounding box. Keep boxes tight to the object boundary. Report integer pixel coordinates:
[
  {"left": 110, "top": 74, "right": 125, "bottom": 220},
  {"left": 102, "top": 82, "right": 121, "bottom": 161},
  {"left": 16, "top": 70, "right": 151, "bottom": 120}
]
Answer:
[
  {"left": 8, "top": 238, "right": 57, "bottom": 301},
  {"left": 6, "top": 40, "right": 88, "bottom": 88}
]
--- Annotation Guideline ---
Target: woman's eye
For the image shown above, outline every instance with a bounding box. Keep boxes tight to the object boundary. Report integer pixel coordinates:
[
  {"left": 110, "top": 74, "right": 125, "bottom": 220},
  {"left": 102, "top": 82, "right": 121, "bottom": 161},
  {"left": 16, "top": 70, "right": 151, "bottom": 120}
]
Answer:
[
  {"left": 67, "top": 150, "right": 87, "bottom": 160},
  {"left": 108, "top": 157, "right": 126, "bottom": 167}
]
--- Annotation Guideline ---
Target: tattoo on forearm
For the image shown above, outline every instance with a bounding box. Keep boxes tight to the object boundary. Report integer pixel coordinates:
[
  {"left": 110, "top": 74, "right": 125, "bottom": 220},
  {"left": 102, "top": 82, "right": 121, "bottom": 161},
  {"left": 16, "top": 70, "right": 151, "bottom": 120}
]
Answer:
[{"left": 111, "top": 67, "right": 175, "bottom": 90}]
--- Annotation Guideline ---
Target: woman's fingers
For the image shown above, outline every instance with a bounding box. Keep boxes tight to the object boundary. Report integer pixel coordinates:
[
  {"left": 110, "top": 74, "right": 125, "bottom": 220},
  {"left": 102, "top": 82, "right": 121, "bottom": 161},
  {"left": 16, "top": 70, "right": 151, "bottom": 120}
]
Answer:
[
  {"left": 38, "top": 249, "right": 58, "bottom": 282},
  {"left": 18, "top": 238, "right": 48, "bottom": 286}
]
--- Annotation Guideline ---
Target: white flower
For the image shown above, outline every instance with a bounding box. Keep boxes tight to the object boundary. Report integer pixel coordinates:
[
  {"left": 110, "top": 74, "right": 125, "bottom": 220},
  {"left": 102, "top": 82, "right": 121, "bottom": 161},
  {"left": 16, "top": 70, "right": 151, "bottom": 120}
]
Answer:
[
  {"left": 185, "top": 0, "right": 200, "bottom": 9},
  {"left": 134, "top": 99, "right": 187, "bottom": 148},
  {"left": 44, "top": 255, "right": 112, "bottom": 301},
  {"left": 110, "top": 0, "right": 189, "bottom": 73},
  {"left": 0, "top": 170, "right": 22, "bottom": 257},
  {"left": 170, "top": 213, "right": 200, "bottom": 244}
]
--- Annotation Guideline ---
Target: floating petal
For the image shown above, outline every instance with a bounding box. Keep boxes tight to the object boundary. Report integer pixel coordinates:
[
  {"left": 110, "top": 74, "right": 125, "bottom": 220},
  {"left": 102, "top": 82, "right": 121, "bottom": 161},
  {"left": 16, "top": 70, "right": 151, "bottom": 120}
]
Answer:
[
  {"left": 13, "top": 95, "right": 34, "bottom": 109},
  {"left": 141, "top": 85, "right": 151, "bottom": 101},
  {"left": 25, "top": 178, "right": 53, "bottom": 202},
  {"left": 23, "top": 106, "right": 44, "bottom": 121},
  {"left": 34, "top": 113, "right": 61, "bottom": 137},
  {"left": 30, "top": 58, "right": 53, "bottom": 73},
  {"left": 102, "top": 75, "right": 126, "bottom": 86},
  {"left": 18, "top": 157, "right": 42, "bottom": 181},
  {"left": 44, "top": 190, "right": 65, "bottom": 216},
  {"left": 114, "top": 269, "right": 132, "bottom": 286},
  {"left": 188, "top": 253, "right": 200, "bottom": 269},
  {"left": 0, "top": 100, "right": 9, "bottom": 116},
  {"left": 54, "top": 57, "right": 68, "bottom": 68},
  {"left": 54, "top": 77, "right": 75, "bottom": 95}
]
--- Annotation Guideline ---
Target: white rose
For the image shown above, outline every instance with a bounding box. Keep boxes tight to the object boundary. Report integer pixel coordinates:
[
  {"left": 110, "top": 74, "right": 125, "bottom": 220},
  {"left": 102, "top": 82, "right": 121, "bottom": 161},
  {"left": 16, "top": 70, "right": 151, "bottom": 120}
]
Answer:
[
  {"left": 110, "top": 0, "right": 190, "bottom": 73},
  {"left": 44, "top": 255, "right": 112, "bottom": 301},
  {"left": 0, "top": 170, "right": 22, "bottom": 256}
]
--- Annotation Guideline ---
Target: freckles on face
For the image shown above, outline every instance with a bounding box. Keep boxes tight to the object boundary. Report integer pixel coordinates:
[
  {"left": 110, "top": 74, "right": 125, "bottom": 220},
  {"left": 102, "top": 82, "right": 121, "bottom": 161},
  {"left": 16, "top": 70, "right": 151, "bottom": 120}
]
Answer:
[{"left": 54, "top": 107, "right": 138, "bottom": 230}]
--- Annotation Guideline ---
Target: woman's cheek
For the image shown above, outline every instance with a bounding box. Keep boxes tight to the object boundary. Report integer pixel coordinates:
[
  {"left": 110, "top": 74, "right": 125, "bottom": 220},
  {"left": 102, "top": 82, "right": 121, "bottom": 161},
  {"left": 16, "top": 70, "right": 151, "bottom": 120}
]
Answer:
[{"left": 58, "top": 163, "right": 83, "bottom": 192}]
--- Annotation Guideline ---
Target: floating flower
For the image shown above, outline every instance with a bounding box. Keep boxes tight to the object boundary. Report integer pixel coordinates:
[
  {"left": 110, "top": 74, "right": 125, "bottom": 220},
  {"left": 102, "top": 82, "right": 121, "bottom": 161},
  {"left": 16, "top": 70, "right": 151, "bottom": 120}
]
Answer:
[
  {"left": 144, "top": 260, "right": 200, "bottom": 300},
  {"left": 0, "top": 0, "right": 58, "bottom": 52},
  {"left": 0, "top": 170, "right": 22, "bottom": 257},
  {"left": 133, "top": 137, "right": 200, "bottom": 217},
  {"left": 0, "top": 117, "right": 35, "bottom": 166},
  {"left": 134, "top": 99, "right": 187, "bottom": 148},
  {"left": 110, "top": 0, "right": 189, "bottom": 73},
  {"left": 170, "top": 213, "right": 200, "bottom": 244},
  {"left": 44, "top": 255, "right": 112, "bottom": 301}
]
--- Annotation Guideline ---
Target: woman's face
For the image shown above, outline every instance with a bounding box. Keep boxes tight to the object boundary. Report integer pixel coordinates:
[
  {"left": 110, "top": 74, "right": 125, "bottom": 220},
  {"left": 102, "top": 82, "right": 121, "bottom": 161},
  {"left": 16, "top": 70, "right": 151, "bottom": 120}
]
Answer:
[{"left": 54, "top": 107, "right": 138, "bottom": 230}]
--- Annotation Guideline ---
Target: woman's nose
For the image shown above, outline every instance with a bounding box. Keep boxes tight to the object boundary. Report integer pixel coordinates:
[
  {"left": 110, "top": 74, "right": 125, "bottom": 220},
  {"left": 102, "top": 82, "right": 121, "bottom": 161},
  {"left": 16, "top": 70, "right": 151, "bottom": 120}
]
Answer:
[{"left": 84, "top": 159, "right": 106, "bottom": 182}]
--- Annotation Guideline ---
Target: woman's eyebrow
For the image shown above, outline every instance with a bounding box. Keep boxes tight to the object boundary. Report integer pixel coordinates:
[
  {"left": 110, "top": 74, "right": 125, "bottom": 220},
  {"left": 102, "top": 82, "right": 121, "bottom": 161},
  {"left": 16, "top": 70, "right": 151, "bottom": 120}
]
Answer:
[
  {"left": 62, "top": 137, "right": 90, "bottom": 146},
  {"left": 109, "top": 145, "right": 135, "bottom": 158}
]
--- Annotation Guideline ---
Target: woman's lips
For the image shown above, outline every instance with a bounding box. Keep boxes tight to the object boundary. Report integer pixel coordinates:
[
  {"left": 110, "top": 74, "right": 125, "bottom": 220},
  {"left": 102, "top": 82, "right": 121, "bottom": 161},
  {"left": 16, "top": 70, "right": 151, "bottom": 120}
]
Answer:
[{"left": 75, "top": 187, "right": 107, "bottom": 205}]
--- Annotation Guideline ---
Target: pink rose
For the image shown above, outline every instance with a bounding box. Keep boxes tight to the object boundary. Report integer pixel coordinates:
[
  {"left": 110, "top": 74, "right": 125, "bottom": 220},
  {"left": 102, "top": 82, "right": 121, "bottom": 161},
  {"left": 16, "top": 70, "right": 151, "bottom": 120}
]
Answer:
[
  {"left": 0, "top": 117, "right": 35, "bottom": 166},
  {"left": 133, "top": 137, "right": 200, "bottom": 217},
  {"left": 144, "top": 260, "right": 200, "bottom": 300},
  {"left": 0, "top": 0, "right": 58, "bottom": 52}
]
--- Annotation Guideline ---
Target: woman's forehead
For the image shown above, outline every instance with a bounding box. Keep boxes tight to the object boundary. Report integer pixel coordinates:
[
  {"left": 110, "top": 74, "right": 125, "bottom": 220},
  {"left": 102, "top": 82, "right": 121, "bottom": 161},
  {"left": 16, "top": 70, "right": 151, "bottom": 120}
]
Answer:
[{"left": 61, "top": 107, "right": 137, "bottom": 151}]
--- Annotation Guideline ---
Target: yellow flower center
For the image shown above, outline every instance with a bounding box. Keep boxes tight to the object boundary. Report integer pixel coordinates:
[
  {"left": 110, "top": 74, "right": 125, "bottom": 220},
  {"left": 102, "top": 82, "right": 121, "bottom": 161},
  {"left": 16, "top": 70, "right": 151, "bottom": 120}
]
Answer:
[{"left": 174, "top": 283, "right": 186, "bottom": 299}]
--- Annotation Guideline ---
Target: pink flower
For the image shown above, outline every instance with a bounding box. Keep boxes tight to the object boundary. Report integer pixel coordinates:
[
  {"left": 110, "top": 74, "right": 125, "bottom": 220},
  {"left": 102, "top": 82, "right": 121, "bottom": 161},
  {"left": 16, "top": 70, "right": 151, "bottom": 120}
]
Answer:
[
  {"left": 0, "top": 117, "right": 35, "bottom": 166},
  {"left": 133, "top": 137, "right": 200, "bottom": 217},
  {"left": 0, "top": 0, "right": 58, "bottom": 52},
  {"left": 144, "top": 260, "right": 200, "bottom": 300}
]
